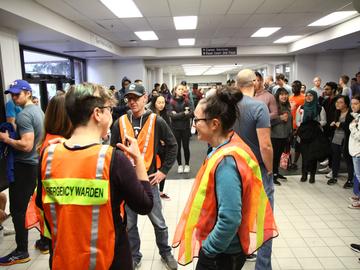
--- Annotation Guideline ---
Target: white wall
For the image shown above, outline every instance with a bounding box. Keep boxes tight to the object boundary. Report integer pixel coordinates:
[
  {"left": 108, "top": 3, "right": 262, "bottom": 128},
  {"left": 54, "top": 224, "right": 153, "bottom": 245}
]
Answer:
[
  {"left": 87, "top": 59, "right": 146, "bottom": 89},
  {"left": 293, "top": 49, "right": 360, "bottom": 88},
  {"left": 176, "top": 75, "right": 227, "bottom": 85},
  {"left": 0, "top": 27, "right": 22, "bottom": 101}
]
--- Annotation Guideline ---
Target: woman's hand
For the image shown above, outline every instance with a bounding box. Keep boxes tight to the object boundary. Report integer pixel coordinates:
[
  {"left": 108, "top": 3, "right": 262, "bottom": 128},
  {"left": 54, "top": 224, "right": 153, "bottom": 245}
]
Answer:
[{"left": 116, "top": 135, "right": 142, "bottom": 161}]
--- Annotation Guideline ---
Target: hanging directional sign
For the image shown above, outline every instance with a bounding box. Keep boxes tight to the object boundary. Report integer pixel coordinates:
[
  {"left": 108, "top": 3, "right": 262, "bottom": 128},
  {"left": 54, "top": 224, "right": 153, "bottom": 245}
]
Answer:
[{"left": 201, "top": 47, "right": 237, "bottom": 56}]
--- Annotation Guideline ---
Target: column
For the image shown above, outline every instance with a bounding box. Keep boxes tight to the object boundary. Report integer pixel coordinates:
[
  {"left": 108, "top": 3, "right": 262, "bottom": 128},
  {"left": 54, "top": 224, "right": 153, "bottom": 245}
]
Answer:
[{"left": 155, "top": 67, "right": 163, "bottom": 84}]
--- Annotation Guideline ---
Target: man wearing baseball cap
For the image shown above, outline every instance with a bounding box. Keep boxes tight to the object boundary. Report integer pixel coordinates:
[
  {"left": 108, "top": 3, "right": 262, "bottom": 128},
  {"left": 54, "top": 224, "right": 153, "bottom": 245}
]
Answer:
[
  {"left": 0, "top": 80, "right": 44, "bottom": 265},
  {"left": 111, "top": 83, "right": 178, "bottom": 269}
]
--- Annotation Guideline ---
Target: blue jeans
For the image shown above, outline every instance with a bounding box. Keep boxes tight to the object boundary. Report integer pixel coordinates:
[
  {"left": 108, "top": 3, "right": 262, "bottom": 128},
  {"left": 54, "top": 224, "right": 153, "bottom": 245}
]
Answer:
[
  {"left": 255, "top": 165, "right": 274, "bottom": 270},
  {"left": 353, "top": 156, "right": 360, "bottom": 197},
  {"left": 126, "top": 185, "right": 172, "bottom": 263}
]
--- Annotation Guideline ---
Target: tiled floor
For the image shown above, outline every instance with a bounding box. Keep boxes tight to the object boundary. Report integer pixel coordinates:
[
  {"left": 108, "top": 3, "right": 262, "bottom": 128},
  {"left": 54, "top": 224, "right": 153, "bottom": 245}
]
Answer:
[{"left": 0, "top": 174, "right": 359, "bottom": 269}]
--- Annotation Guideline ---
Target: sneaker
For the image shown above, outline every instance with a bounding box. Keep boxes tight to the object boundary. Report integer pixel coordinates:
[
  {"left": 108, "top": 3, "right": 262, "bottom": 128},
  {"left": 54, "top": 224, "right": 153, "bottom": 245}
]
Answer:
[
  {"left": 320, "top": 159, "right": 329, "bottom": 166},
  {"left": 277, "top": 174, "right": 287, "bottom": 180},
  {"left": 161, "top": 254, "right": 178, "bottom": 270},
  {"left": 350, "top": 243, "right": 360, "bottom": 252},
  {"left": 183, "top": 165, "right": 190, "bottom": 173},
  {"left": 177, "top": 165, "right": 183, "bottom": 174},
  {"left": 0, "top": 249, "right": 30, "bottom": 266},
  {"left": 133, "top": 259, "right": 141, "bottom": 269},
  {"left": 246, "top": 254, "right": 257, "bottom": 262},
  {"left": 318, "top": 166, "right": 331, "bottom": 173},
  {"left": 343, "top": 180, "right": 353, "bottom": 189},
  {"left": 160, "top": 193, "right": 171, "bottom": 200},
  {"left": 35, "top": 238, "right": 49, "bottom": 254},
  {"left": 349, "top": 196, "right": 360, "bottom": 202},
  {"left": 348, "top": 201, "right": 360, "bottom": 209},
  {"left": 273, "top": 178, "right": 282, "bottom": 186},
  {"left": 327, "top": 178, "right": 337, "bottom": 185},
  {"left": 325, "top": 171, "right": 333, "bottom": 179}
]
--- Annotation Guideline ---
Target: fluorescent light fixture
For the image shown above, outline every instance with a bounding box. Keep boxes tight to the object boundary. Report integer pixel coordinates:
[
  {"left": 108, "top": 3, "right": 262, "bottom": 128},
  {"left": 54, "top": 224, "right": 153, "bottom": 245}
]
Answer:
[
  {"left": 173, "top": 16, "right": 198, "bottom": 30},
  {"left": 182, "top": 64, "right": 241, "bottom": 76},
  {"left": 274, "top": 35, "right": 302, "bottom": 43},
  {"left": 134, "top": 31, "right": 158, "bottom": 40},
  {"left": 178, "top": 38, "right": 195, "bottom": 46},
  {"left": 251, "top": 27, "right": 281, "bottom": 37},
  {"left": 100, "top": 0, "right": 142, "bottom": 18},
  {"left": 203, "top": 65, "right": 240, "bottom": 75},
  {"left": 308, "top": 11, "right": 357, "bottom": 26},
  {"left": 182, "top": 64, "right": 211, "bottom": 76}
]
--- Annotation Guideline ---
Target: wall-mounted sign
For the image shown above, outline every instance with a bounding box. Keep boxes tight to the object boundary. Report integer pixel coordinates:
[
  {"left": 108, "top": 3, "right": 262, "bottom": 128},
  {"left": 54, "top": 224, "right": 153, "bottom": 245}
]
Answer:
[{"left": 201, "top": 47, "right": 237, "bottom": 56}]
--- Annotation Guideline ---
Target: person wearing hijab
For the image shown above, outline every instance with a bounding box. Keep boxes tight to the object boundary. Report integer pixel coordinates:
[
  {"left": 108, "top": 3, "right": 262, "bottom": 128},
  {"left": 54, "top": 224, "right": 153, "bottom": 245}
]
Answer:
[{"left": 296, "top": 90, "right": 326, "bottom": 183}]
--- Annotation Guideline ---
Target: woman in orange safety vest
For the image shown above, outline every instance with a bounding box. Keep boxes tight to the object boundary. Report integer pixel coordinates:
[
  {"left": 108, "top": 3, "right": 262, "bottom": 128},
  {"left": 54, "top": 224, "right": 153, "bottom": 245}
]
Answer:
[
  {"left": 35, "top": 83, "right": 153, "bottom": 270},
  {"left": 172, "top": 86, "right": 278, "bottom": 270},
  {"left": 25, "top": 94, "right": 73, "bottom": 253}
]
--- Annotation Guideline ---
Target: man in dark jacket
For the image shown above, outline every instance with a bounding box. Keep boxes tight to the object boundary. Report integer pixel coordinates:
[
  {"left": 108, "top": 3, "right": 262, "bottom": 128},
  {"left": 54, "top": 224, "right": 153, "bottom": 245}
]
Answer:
[{"left": 113, "top": 77, "right": 131, "bottom": 121}]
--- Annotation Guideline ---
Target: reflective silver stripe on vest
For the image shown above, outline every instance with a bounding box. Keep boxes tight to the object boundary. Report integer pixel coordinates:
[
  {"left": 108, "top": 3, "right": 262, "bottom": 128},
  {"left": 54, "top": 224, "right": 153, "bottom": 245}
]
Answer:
[
  {"left": 89, "top": 145, "right": 109, "bottom": 270},
  {"left": 141, "top": 113, "right": 155, "bottom": 159},
  {"left": 45, "top": 144, "right": 58, "bottom": 252}
]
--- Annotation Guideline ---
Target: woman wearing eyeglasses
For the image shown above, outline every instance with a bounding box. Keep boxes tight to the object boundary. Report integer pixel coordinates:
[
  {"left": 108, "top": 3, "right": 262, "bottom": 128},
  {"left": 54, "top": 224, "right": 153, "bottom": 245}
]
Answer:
[{"left": 172, "top": 86, "right": 277, "bottom": 270}]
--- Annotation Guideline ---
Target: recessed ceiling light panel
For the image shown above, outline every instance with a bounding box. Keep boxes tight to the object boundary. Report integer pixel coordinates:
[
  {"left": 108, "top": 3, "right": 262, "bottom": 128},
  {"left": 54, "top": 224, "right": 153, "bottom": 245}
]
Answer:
[
  {"left": 100, "top": 0, "right": 143, "bottom": 18},
  {"left": 308, "top": 11, "right": 358, "bottom": 26},
  {"left": 134, "top": 31, "right": 159, "bottom": 40},
  {"left": 251, "top": 27, "right": 281, "bottom": 37},
  {"left": 173, "top": 16, "right": 198, "bottom": 30}
]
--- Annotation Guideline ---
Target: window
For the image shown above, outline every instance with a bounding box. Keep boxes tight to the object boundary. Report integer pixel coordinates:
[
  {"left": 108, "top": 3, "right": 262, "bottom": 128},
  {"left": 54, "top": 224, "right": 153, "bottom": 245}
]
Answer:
[{"left": 23, "top": 50, "right": 71, "bottom": 77}]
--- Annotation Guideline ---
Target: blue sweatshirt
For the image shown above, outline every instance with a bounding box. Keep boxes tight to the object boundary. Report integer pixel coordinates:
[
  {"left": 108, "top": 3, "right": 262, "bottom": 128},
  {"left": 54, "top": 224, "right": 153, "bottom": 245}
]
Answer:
[{"left": 202, "top": 142, "right": 243, "bottom": 256}]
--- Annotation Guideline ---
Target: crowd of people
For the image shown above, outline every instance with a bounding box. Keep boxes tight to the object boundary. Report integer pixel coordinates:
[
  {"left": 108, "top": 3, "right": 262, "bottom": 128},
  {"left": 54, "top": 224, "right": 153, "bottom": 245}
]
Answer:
[{"left": 0, "top": 69, "right": 358, "bottom": 270}]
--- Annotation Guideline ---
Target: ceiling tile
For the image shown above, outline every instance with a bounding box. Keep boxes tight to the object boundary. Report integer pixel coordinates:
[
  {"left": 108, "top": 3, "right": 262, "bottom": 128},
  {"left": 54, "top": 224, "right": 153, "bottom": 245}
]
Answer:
[
  {"left": 211, "top": 38, "right": 230, "bottom": 45},
  {"left": 233, "top": 27, "right": 259, "bottom": 38},
  {"left": 95, "top": 19, "right": 130, "bottom": 32},
  {"left": 255, "top": 0, "right": 296, "bottom": 14},
  {"left": 168, "top": 0, "right": 201, "bottom": 16},
  {"left": 176, "top": 30, "right": 197, "bottom": 38},
  {"left": 156, "top": 30, "right": 178, "bottom": 39},
  {"left": 221, "top": 14, "right": 251, "bottom": 27},
  {"left": 269, "top": 13, "right": 324, "bottom": 27},
  {"left": 284, "top": 0, "right": 351, "bottom": 13},
  {"left": 228, "top": 0, "right": 266, "bottom": 14},
  {"left": 147, "top": 17, "right": 174, "bottom": 30},
  {"left": 197, "top": 15, "right": 224, "bottom": 29},
  {"left": 120, "top": 18, "right": 152, "bottom": 31},
  {"left": 36, "top": 0, "right": 88, "bottom": 20},
  {"left": 74, "top": 19, "right": 110, "bottom": 34},
  {"left": 213, "top": 28, "right": 239, "bottom": 38},
  {"left": 111, "top": 31, "right": 138, "bottom": 41},
  {"left": 64, "top": 0, "right": 117, "bottom": 19},
  {"left": 242, "top": 14, "right": 278, "bottom": 27},
  {"left": 199, "top": 0, "right": 233, "bottom": 15},
  {"left": 133, "top": 0, "right": 171, "bottom": 16},
  {"left": 196, "top": 29, "right": 216, "bottom": 38}
]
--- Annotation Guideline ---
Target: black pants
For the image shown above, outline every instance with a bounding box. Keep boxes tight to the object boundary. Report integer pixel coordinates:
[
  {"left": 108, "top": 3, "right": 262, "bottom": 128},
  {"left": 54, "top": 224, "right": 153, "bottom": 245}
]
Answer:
[
  {"left": 271, "top": 138, "right": 288, "bottom": 175},
  {"left": 300, "top": 142, "right": 317, "bottom": 175},
  {"left": 331, "top": 143, "right": 354, "bottom": 180},
  {"left": 173, "top": 129, "right": 190, "bottom": 165},
  {"left": 159, "top": 178, "right": 166, "bottom": 192},
  {"left": 196, "top": 249, "right": 246, "bottom": 270},
  {"left": 9, "top": 162, "right": 37, "bottom": 252}
]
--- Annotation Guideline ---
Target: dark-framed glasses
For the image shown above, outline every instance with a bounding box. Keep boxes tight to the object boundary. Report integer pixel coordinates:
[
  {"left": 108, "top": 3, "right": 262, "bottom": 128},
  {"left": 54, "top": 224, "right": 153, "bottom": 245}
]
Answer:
[
  {"left": 98, "top": 106, "right": 113, "bottom": 113},
  {"left": 193, "top": 117, "right": 210, "bottom": 124}
]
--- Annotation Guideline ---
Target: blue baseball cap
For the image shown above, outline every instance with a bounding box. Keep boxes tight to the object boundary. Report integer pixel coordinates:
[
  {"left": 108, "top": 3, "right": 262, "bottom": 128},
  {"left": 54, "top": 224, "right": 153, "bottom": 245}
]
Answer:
[{"left": 5, "top": 80, "right": 32, "bottom": 94}]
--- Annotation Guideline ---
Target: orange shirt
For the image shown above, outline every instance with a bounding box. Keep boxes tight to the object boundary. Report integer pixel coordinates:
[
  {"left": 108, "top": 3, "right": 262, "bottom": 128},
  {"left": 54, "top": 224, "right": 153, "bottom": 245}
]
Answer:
[{"left": 289, "top": 94, "right": 305, "bottom": 129}]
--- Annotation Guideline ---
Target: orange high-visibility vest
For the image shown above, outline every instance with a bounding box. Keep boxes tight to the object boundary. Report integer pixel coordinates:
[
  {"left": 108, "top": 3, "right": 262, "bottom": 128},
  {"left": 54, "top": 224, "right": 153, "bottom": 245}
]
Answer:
[
  {"left": 119, "top": 113, "right": 156, "bottom": 171},
  {"left": 172, "top": 132, "right": 278, "bottom": 265},
  {"left": 41, "top": 143, "right": 121, "bottom": 270}
]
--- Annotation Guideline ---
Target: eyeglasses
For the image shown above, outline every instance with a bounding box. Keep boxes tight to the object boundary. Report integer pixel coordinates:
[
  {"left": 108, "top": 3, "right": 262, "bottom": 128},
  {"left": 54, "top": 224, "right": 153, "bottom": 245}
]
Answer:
[
  {"left": 98, "top": 106, "right": 113, "bottom": 113},
  {"left": 193, "top": 117, "right": 210, "bottom": 124}
]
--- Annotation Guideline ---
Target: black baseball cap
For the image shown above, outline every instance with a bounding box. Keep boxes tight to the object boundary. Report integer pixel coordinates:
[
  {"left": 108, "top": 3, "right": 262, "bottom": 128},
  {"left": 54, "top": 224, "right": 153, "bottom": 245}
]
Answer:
[{"left": 124, "top": 83, "right": 146, "bottom": 97}]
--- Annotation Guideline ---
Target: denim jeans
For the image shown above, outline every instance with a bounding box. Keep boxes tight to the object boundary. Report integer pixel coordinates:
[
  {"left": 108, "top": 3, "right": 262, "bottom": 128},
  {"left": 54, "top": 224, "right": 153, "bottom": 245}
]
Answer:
[
  {"left": 353, "top": 156, "right": 360, "bottom": 196},
  {"left": 126, "top": 185, "right": 171, "bottom": 263},
  {"left": 255, "top": 164, "right": 274, "bottom": 270}
]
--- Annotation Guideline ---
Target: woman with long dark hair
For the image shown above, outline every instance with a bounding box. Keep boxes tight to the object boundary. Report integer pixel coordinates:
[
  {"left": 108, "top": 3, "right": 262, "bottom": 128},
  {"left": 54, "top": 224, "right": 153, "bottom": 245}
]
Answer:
[
  {"left": 271, "top": 88, "right": 292, "bottom": 185},
  {"left": 170, "top": 84, "right": 192, "bottom": 174},
  {"left": 149, "top": 95, "right": 172, "bottom": 200},
  {"left": 327, "top": 95, "right": 354, "bottom": 188}
]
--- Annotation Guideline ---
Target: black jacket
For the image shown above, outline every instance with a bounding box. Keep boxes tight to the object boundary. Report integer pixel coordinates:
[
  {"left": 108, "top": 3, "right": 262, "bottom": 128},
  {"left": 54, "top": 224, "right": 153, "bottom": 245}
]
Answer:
[{"left": 169, "top": 96, "right": 193, "bottom": 130}]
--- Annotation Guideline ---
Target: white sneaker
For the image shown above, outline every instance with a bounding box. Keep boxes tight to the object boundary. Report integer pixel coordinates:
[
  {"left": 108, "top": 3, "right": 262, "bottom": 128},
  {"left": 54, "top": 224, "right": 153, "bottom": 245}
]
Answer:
[
  {"left": 318, "top": 166, "right": 331, "bottom": 173},
  {"left": 184, "top": 165, "right": 190, "bottom": 173},
  {"left": 320, "top": 159, "right": 329, "bottom": 166},
  {"left": 325, "top": 171, "right": 333, "bottom": 179},
  {"left": 177, "top": 165, "right": 183, "bottom": 174}
]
